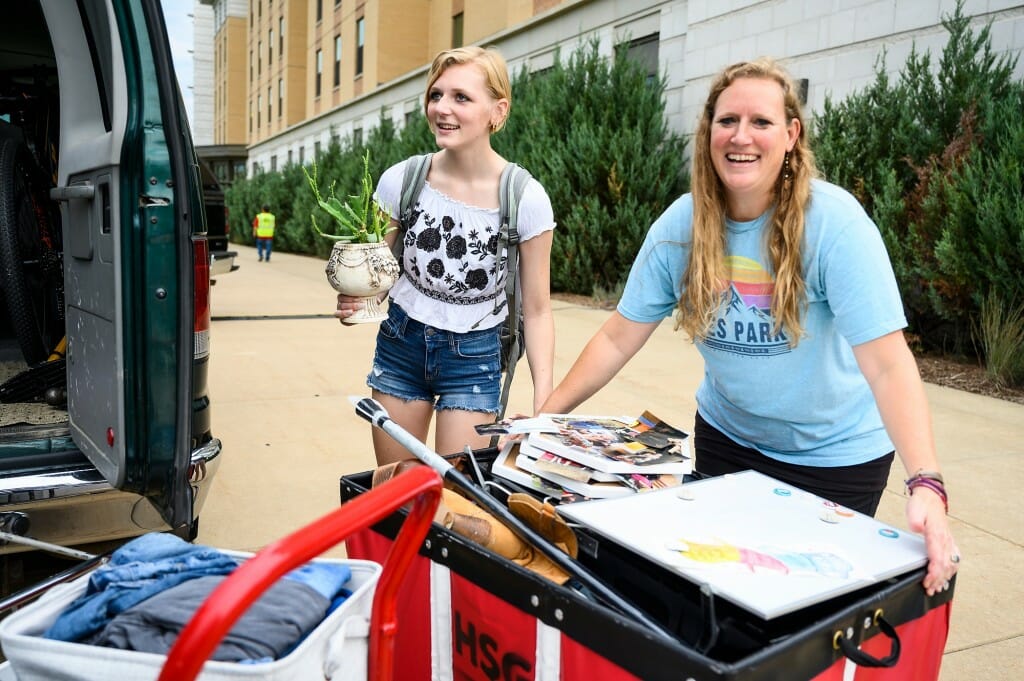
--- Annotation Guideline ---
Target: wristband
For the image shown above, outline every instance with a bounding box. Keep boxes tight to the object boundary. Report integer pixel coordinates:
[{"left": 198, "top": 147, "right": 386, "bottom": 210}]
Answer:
[
  {"left": 905, "top": 476, "right": 948, "bottom": 513},
  {"left": 909, "top": 469, "right": 944, "bottom": 485}
]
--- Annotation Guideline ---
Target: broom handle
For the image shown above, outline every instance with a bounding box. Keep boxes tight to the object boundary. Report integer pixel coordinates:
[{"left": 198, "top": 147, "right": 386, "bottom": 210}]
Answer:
[{"left": 351, "top": 396, "right": 677, "bottom": 643}]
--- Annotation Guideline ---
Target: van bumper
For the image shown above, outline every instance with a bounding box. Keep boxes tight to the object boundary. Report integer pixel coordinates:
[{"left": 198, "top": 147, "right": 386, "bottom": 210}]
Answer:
[
  {"left": 0, "top": 438, "right": 222, "bottom": 555},
  {"left": 209, "top": 250, "right": 239, "bottom": 277}
]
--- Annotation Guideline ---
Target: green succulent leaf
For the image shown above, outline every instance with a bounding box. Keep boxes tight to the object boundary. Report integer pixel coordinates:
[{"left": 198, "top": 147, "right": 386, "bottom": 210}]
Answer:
[{"left": 303, "top": 149, "right": 396, "bottom": 243}]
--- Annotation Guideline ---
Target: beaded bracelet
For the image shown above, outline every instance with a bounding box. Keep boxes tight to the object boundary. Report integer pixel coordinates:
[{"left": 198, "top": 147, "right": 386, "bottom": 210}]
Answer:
[{"left": 906, "top": 476, "right": 949, "bottom": 513}]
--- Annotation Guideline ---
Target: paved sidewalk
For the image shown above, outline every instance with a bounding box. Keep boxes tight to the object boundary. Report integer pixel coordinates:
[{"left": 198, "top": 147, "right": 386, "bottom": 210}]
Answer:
[{"left": 203, "top": 246, "right": 1023, "bottom": 680}]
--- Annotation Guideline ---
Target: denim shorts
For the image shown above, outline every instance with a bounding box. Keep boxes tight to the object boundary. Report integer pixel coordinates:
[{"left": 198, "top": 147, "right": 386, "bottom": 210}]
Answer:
[{"left": 366, "top": 301, "right": 502, "bottom": 414}]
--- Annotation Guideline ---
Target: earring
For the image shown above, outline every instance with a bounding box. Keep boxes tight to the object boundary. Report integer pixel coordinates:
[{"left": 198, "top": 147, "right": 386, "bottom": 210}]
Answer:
[{"left": 783, "top": 151, "right": 792, "bottom": 182}]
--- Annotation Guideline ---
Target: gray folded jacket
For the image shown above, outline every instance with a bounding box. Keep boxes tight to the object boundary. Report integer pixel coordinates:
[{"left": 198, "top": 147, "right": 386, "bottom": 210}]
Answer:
[{"left": 88, "top": 575, "right": 329, "bottom": 662}]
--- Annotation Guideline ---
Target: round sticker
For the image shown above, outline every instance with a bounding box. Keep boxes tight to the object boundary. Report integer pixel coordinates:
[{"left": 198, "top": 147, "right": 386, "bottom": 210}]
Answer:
[{"left": 879, "top": 528, "right": 899, "bottom": 539}]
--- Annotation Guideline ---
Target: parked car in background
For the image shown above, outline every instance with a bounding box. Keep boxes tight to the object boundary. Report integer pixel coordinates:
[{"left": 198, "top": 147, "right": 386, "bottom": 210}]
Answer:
[
  {"left": 199, "top": 159, "right": 238, "bottom": 279},
  {"left": 0, "top": 0, "right": 221, "bottom": 591}
]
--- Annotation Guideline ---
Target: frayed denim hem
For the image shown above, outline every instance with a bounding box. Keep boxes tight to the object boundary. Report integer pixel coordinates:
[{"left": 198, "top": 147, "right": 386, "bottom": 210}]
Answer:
[
  {"left": 365, "top": 380, "right": 433, "bottom": 406},
  {"left": 435, "top": 402, "right": 501, "bottom": 416}
]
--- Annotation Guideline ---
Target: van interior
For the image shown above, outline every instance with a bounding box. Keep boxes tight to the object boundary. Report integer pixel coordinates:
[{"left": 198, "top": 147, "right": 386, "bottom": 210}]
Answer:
[{"left": 0, "top": 1, "right": 68, "bottom": 440}]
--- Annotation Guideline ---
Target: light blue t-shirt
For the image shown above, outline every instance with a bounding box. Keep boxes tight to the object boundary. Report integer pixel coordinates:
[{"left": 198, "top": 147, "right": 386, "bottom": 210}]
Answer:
[{"left": 618, "top": 180, "right": 907, "bottom": 466}]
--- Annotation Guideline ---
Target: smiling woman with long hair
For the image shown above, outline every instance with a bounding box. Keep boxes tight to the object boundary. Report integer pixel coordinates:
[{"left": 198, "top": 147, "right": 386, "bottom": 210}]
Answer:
[{"left": 542, "top": 57, "right": 959, "bottom": 598}]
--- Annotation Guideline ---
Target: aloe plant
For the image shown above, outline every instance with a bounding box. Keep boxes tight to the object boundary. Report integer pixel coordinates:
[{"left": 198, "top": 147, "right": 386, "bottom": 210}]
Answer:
[{"left": 303, "top": 150, "right": 393, "bottom": 243}]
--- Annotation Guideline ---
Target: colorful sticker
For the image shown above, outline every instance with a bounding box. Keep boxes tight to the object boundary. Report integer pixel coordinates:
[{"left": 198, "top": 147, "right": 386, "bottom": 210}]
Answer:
[{"left": 668, "top": 539, "right": 852, "bottom": 578}]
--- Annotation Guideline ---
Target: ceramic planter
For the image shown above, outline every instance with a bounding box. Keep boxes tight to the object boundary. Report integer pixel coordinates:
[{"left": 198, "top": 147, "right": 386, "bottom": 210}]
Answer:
[{"left": 325, "top": 241, "right": 401, "bottom": 324}]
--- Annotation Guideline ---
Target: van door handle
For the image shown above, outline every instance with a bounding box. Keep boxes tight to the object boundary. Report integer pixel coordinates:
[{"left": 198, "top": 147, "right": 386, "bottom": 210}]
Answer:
[{"left": 50, "top": 182, "right": 95, "bottom": 201}]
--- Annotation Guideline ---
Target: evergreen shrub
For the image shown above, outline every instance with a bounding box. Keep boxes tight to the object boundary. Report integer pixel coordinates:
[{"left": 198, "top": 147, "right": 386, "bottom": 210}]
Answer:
[
  {"left": 813, "top": 0, "right": 1022, "bottom": 374},
  {"left": 226, "top": 39, "right": 688, "bottom": 299},
  {"left": 497, "top": 39, "right": 688, "bottom": 295}
]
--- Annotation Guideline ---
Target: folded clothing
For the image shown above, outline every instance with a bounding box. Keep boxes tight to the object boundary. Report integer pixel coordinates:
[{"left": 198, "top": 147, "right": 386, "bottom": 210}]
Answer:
[
  {"left": 43, "top": 532, "right": 355, "bottom": 659},
  {"left": 86, "top": 574, "right": 330, "bottom": 662},
  {"left": 44, "top": 533, "right": 241, "bottom": 642}
]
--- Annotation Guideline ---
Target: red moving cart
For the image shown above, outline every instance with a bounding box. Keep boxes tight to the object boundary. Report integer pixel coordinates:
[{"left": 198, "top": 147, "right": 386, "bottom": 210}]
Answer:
[{"left": 341, "top": 453, "right": 954, "bottom": 681}]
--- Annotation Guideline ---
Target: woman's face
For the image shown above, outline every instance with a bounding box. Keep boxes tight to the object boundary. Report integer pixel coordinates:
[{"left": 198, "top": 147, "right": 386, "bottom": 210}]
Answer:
[
  {"left": 426, "top": 63, "right": 507, "bottom": 151},
  {"left": 709, "top": 77, "right": 800, "bottom": 220}
]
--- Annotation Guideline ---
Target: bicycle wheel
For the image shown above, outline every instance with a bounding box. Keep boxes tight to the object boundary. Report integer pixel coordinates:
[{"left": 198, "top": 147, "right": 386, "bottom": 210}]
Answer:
[{"left": 0, "top": 135, "right": 64, "bottom": 365}]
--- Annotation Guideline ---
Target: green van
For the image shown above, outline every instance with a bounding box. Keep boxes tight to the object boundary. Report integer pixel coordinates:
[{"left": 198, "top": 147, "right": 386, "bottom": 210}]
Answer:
[{"left": 0, "top": 0, "right": 221, "bottom": 584}]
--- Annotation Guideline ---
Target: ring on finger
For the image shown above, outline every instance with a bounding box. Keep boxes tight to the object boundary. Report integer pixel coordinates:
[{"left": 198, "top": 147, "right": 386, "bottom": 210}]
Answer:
[
  {"left": 951, "top": 553, "right": 961, "bottom": 564},
  {"left": 942, "top": 581, "right": 950, "bottom": 591}
]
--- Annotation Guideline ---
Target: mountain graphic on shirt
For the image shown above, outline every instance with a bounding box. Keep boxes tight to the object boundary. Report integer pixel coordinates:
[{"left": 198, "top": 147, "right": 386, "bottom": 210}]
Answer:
[{"left": 704, "top": 256, "right": 790, "bottom": 357}]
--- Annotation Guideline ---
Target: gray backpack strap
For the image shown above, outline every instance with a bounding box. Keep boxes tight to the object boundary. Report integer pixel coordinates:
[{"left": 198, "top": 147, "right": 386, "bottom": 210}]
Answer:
[
  {"left": 393, "top": 153, "right": 433, "bottom": 262},
  {"left": 497, "top": 162, "right": 532, "bottom": 419}
]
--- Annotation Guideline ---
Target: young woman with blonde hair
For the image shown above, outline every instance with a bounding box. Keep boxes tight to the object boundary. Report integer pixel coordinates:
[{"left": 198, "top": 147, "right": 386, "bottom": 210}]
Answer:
[
  {"left": 542, "top": 58, "right": 959, "bottom": 597},
  {"left": 336, "top": 46, "right": 556, "bottom": 466}
]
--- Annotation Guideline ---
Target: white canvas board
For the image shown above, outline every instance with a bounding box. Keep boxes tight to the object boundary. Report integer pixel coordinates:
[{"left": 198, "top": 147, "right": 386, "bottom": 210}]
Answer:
[{"left": 558, "top": 470, "right": 927, "bottom": 619}]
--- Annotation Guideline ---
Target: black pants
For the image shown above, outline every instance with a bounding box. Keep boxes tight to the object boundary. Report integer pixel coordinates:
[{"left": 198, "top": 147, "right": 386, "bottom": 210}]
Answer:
[{"left": 693, "top": 412, "right": 894, "bottom": 517}]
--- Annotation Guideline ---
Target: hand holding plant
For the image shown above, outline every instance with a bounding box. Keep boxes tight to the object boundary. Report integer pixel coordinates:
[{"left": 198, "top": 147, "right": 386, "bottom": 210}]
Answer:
[{"left": 303, "top": 150, "right": 394, "bottom": 243}]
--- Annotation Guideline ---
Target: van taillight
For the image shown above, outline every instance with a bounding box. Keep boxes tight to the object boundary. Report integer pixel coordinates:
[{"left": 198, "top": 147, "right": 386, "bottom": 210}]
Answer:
[{"left": 193, "top": 237, "right": 211, "bottom": 359}]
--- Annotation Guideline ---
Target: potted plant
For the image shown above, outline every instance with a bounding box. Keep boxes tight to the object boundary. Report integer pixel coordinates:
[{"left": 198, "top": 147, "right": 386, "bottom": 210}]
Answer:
[{"left": 304, "top": 150, "right": 400, "bottom": 324}]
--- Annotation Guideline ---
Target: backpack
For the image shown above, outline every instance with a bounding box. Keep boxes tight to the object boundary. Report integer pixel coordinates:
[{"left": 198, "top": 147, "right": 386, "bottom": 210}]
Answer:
[{"left": 395, "top": 153, "right": 531, "bottom": 417}]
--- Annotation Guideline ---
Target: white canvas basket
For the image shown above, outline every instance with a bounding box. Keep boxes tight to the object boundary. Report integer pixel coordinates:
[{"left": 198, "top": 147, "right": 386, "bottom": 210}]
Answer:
[{"left": 0, "top": 551, "right": 380, "bottom": 681}]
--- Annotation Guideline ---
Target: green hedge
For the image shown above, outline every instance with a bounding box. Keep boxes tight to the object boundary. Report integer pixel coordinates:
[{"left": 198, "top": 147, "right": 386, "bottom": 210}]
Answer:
[
  {"left": 225, "top": 116, "right": 434, "bottom": 259},
  {"left": 813, "top": 0, "right": 1022, "bottom": 365},
  {"left": 226, "top": 38, "right": 687, "bottom": 297},
  {"left": 496, "top": 39, "right": 688, "bottom": 295}
]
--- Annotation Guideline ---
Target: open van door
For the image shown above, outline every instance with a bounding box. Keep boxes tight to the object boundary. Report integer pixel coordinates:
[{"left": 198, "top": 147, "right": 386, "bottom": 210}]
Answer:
[{"left": 42, "top": 0, "right": 205, "bottom": 530}]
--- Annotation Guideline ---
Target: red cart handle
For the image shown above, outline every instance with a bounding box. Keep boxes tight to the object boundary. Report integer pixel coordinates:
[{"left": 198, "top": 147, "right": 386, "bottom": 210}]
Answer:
[{"left": 159, "top": 465, "right": 442, "bottom": 681}]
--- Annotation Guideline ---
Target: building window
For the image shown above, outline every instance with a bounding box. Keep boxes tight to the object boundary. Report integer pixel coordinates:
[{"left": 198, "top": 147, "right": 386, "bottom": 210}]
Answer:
[
  {"left": 452, "top": 13, "right": 463, "bottom": 49},
  {"left": 315, "top": 49, "right": 323, "bottom": 97},
  {"left": 278, "top": 78, "right": 283, "bottom": 117},
  {"left": 270, "top": 155, "right": 277, "bottom": 172},
  {"left": 353, "top": 128, "right": 362, "bottom": 147},
  {"left": 355, "top": 18, "right": 364, "bottom": 76},
  {"left": 299, "top": 147, "right": 305, "bottom": 165},
  {"left": 249, "top": 50, "right": 253, "bottom": 81},
  {"left": 314, "top": 141, "right": 321, "bottom": 158},
  {"left": 257, "top": 94, "right": 262, "bottom": 128},
  {"left": 287, "top": 149, "right": 293, "bottom": 166},
  {"left": 257, "top": 40, "right": 262, "bottom": 75},
  {"left": 333, "top": 35, "right": 341, "bottom": 88},
  {"left": 268, "top": 29, "right": 273, "bottom": 65},
  {"left": 316, "top": 0, "right": 323, "bottom": 22},
  {"left": 267, "top": 86, "right": 272, "bottom": 121},
  {"left": 625, "top": 33, "right": 660, "bottom": 85},
  {"left": 257, "top": 0, "right": 261, "bottom": 19},
  {"left": 279, "top": 18, "right": 284, "bottom": 55}
]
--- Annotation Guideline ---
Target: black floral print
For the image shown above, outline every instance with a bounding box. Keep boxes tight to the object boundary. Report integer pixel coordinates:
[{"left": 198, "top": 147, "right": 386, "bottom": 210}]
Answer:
[
  {"left": 417, "top": 226, "right": 442, "bottom": 252},
  {"left": 446, "top": 235, "right": 467, "bottom": 259},
  {"left": 465, "top": 269, "right": 488, "bottom": 290},
  {"left": 403, "top": 202, "right": 508, "bottom": 305},
  {"left": 427, "top": 258, "right": 445, "bottom": 278}
]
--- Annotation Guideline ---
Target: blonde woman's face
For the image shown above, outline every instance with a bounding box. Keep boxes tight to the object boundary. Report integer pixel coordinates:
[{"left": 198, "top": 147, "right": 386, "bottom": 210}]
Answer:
[
  {"left": 709, "top": 77, "right": 799, "bottom": 220},
  {"left": 426, "top": 63, "right": 507, "bottom": 151}
]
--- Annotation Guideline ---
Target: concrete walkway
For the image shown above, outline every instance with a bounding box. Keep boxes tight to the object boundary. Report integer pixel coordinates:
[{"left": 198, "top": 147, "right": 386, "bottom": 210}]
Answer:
[{"left": 201, "top": 245, "right": 1023, "bottom": 680}]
